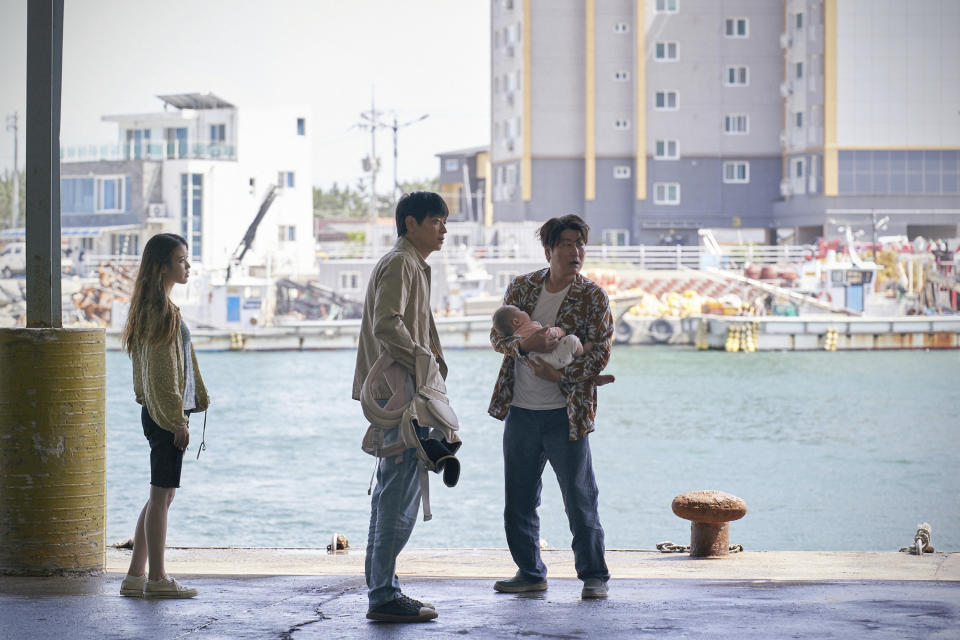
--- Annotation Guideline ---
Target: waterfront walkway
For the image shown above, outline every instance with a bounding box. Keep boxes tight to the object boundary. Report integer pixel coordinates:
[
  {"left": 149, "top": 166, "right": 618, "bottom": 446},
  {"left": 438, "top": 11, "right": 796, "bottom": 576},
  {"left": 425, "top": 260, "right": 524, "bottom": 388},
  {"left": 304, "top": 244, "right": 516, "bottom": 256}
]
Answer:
[{"left": 1, "top": 548, "right": 958, "bottom": 639}]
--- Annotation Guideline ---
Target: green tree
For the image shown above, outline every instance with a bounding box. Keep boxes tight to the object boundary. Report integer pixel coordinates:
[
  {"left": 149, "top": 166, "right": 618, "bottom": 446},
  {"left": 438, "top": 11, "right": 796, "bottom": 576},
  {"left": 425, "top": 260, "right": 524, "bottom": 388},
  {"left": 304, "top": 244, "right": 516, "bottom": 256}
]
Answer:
[
  {"left": 313, "top": 175, "right": 440, "bottom": 220},
  {"left": 397, "top": 176, "right": 439, "bottom": 194},
  {"left": 0, "top": 170, "right": 26, "bottom": 229},
  {"left": 313, "top": 180, "right": 369, "bottom": 219}
]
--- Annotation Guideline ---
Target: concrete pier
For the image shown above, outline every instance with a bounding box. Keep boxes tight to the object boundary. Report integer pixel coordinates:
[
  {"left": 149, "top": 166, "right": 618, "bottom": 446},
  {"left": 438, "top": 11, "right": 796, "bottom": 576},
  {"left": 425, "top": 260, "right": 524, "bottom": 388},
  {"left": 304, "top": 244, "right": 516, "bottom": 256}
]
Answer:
[{"left": 0, "top": 547, "right": 957, "bottom": 639}]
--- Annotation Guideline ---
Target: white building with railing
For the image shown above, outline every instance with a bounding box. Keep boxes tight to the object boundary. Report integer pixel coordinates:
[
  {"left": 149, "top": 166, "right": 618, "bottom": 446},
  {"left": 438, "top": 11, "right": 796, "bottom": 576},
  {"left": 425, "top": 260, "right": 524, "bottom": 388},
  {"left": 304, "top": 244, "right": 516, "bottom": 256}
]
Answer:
[{"left": 55, "top": 92, "right": 315, "bottom": 277}]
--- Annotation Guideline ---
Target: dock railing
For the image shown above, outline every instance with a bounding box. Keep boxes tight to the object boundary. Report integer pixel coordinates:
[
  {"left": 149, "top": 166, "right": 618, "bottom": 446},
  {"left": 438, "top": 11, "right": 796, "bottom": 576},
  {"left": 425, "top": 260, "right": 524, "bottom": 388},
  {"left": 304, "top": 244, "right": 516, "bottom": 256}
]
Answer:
[{"left": 317, "top": 244, "right": 813, "bottom": 269}]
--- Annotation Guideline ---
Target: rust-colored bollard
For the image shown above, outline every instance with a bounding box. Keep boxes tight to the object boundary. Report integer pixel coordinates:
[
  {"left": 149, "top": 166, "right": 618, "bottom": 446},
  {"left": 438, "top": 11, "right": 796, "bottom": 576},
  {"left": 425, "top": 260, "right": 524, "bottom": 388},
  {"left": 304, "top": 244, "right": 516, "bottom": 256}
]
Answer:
[{"left": 672, "top": 490, "right": 747, "bottom": 557}]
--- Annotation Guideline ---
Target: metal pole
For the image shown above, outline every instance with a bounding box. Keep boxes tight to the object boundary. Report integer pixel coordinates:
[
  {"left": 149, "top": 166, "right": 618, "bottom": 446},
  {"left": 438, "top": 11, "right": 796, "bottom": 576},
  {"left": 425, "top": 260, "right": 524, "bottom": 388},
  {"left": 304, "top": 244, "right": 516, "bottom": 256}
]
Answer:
[
  {"left": 370, "top": 92, "right": 377, "bottom": 222},
  {"left": 4, "top": 112, "right": 18, "bottom": 229},
  {"left": 25, "top": 0, "right": 63, "bottom": 328},
  {"left": 392, "top": 117, "right": 398, "bottom": 201},
  {"left": 871, "top": 209, "right": 878, "bottom": 261}
]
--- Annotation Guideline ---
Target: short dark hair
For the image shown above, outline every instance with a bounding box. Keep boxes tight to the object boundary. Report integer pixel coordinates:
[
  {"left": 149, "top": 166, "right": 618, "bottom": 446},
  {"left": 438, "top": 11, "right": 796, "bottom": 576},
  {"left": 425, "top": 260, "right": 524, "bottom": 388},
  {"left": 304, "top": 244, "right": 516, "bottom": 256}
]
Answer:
[
  {"left": 492, "top": 304, "right": 521, "bottom": 335},
  {"left": 537, "top": 214, "right": 590, "bottom": 248},
  {"left": 395, "top": 191, "right": 449, "bottom": 237}
]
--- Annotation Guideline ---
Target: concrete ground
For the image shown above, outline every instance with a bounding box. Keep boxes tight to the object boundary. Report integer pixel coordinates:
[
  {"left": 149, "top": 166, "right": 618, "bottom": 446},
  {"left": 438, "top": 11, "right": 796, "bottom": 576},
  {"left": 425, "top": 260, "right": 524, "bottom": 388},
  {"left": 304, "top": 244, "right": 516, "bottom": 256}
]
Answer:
[{"left": 0, "top": 548, "right": 958, "bottom": 639}]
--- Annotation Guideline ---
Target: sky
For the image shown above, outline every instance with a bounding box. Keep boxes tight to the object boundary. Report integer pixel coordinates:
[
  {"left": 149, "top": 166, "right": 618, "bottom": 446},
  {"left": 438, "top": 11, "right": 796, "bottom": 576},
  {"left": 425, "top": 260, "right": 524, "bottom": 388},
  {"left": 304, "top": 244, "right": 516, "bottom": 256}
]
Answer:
[{"left": 0, "top": 0, "right": 491, "bottom": 190}]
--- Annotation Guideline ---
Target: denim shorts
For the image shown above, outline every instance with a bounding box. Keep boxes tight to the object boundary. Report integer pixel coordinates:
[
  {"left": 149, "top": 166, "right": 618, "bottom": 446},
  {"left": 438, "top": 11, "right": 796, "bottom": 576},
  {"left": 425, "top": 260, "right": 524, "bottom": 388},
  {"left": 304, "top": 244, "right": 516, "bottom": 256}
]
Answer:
[{"left": 141, "top": 406, "right": 184, "bottom": 489}]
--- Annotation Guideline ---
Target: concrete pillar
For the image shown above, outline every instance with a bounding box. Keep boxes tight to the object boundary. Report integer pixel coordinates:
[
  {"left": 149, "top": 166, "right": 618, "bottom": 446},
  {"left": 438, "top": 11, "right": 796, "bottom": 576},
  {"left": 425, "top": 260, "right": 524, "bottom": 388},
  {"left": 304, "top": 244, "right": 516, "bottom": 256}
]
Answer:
[{"left": 0, "top": 328, "right": 106, "bottom": 575}]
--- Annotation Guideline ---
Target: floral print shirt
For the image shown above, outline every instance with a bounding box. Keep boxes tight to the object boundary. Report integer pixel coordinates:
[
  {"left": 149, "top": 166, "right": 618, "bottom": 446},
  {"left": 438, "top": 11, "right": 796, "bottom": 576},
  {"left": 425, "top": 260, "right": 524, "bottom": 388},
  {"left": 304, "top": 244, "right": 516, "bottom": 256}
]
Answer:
[{"left": 488, "top": 268, "right": 613, "bottom": 440}]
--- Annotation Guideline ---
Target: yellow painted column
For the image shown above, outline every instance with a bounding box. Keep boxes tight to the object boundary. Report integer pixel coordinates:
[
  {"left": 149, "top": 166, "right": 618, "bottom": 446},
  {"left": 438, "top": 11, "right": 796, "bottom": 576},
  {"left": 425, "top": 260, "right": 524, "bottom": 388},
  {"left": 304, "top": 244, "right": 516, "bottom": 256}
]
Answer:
[
  {"left": 635, "top": 0, "right": 646, "bottom": 200},
  {"left": 0, "top": 328, "right": 106, "bottom": 575},
  {"left": 522, "top": 0, "right": 533, "bottom": 201},
  {"left": 823, "top": 0, "right": 838, "bottom": 195},
  {"left": 585, "top": 0, "right": 596, "bottom": 201}
]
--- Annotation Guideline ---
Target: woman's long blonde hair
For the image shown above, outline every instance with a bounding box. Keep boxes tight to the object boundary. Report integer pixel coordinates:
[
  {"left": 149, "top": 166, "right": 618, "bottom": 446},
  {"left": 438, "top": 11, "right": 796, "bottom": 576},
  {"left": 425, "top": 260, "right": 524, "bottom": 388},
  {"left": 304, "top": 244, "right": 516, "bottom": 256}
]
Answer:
[{"left": 121, "top": 233, "right": 187, "bottom": 354}]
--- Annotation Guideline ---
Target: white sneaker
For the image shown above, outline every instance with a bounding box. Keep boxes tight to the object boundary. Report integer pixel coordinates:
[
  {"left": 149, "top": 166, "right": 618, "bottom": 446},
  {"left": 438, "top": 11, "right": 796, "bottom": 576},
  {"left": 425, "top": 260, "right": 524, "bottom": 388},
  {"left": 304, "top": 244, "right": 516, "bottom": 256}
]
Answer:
[
  {"left": 144, "top": 575, "right": 198, "bottom": 599},
  {"left": 120, "top": 574, "right": 145, "bottom": 597}
]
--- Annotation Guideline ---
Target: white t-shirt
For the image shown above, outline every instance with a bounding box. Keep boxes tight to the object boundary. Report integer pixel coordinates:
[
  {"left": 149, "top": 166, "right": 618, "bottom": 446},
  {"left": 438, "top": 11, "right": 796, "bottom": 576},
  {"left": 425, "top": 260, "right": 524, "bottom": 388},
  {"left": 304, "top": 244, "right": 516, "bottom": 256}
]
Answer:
[{"left": 511, "top": 283, "right": 571, "bottom": 410}]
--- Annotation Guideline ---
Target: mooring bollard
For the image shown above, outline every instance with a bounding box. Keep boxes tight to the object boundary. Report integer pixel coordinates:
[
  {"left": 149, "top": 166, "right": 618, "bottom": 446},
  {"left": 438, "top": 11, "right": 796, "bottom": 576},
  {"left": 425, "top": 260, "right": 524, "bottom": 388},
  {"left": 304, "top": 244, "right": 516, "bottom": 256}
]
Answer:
[{"left": 671, "top": 490, "right": 747, "bottom": 557}]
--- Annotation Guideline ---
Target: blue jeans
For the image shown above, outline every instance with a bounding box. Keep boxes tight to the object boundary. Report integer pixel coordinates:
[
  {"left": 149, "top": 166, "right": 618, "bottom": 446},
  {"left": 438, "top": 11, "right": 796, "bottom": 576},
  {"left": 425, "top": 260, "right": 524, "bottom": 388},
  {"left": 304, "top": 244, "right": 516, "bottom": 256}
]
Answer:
[
  {"left": 503, "top": 406, "right": 610, "bottom": 583},
  {"left": 364, "top": 414, "right": 426, "bottom": 609}
]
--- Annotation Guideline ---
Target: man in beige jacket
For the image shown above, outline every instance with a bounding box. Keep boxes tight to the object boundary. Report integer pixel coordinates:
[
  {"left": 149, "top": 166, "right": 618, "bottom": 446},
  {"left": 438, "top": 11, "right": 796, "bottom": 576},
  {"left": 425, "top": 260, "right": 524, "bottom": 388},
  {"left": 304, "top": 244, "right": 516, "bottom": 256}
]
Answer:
[{"left": 352, "top": 191, "right": 448, "bottom": 623}]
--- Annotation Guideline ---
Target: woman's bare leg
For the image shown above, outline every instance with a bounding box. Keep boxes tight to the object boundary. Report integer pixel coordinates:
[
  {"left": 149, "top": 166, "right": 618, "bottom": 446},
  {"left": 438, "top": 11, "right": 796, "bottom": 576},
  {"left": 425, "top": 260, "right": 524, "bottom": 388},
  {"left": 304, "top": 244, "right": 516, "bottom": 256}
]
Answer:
[
  {"left": 126, "top": 502, "right": 149, "bottom": 577},
  {"left": 144, "top": 486, "right": 176, "bottom": 581}
]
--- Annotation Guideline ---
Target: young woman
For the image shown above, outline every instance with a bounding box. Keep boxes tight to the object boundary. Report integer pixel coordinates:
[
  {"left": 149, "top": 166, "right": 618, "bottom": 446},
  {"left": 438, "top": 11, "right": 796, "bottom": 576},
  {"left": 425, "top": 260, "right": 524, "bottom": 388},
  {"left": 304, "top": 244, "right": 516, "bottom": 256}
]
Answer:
[{"left": 119, "top": 233, "right": 209, "bottom": 599}]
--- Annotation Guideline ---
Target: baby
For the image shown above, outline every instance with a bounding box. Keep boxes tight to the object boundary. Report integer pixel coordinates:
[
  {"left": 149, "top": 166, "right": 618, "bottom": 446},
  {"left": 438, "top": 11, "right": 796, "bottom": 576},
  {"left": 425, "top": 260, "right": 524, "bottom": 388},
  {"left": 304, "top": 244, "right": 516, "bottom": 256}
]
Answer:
[{"left": 493, "top": 304, "right": 615, "bottom": 385}]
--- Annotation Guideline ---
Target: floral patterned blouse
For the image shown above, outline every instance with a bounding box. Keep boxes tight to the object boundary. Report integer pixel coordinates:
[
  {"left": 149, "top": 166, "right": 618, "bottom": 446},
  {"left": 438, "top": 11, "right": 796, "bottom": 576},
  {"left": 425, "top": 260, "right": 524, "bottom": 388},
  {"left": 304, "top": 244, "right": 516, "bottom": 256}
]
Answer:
[{"left": 488, "top": 268, "right": 614, "bottom": 440}]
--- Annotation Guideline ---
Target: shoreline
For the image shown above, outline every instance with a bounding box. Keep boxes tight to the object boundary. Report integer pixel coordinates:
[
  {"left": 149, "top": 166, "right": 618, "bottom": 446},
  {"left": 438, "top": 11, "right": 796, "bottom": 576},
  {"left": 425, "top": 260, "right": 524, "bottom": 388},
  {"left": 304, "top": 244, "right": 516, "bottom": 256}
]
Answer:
[{"left": 103, "top": 547, "right": 960, "bottom": 581}]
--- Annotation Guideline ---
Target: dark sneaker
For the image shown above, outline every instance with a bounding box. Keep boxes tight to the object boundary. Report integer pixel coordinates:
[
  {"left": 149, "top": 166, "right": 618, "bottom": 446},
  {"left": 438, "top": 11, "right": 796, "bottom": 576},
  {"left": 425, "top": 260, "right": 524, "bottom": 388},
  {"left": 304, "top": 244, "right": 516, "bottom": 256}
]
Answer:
[
  {"left": 406, "top": 595, "right": 435, "bottom": 610},
  {"left": 366, "top": 594, "right": 438, "bottom": 623},
  {"left": 581, "top": 578, "right": 608, "bottom": 599},
  {"left": 493, "top": 572, "right": 548, "bottom": 593}
]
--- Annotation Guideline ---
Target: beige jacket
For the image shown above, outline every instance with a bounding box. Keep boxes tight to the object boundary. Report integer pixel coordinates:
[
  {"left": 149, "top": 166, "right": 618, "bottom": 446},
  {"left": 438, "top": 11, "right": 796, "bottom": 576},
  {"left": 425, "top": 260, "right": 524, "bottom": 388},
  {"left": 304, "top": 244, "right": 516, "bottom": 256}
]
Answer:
[
  {"left": 132, "top": 314, "right": 210, "bottom": 433},
  {"left": 352, "top": 236, "right": 446, "bottom": 401}
]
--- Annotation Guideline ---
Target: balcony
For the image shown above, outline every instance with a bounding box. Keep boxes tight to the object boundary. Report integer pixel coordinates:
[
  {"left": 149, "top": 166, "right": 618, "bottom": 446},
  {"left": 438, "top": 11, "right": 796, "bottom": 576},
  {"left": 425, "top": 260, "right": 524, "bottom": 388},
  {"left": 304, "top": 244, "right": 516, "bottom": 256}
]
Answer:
[{"left": 60, "top": 140, "right": 237, "bottom": 163}]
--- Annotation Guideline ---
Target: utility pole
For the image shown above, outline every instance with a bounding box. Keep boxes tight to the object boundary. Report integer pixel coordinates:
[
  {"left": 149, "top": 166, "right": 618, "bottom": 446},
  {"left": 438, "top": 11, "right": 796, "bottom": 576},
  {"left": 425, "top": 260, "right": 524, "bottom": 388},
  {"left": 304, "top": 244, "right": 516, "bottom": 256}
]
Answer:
[
  {"left": 355, "top": 90, "right": 384, "bottom": 222},
  {"left": 388, "top": 113, "right": 428, "bottom": 202},
  {"left": 4, "top": 112, "right": 18, "bottom": 229}
]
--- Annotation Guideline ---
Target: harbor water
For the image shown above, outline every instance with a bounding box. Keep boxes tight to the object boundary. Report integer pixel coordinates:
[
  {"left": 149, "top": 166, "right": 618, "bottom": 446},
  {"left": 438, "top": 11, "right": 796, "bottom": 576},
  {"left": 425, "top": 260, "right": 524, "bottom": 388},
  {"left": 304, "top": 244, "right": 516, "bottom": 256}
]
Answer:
[{"left": 105, "top": 347, "right": 960, "bottom": 552}]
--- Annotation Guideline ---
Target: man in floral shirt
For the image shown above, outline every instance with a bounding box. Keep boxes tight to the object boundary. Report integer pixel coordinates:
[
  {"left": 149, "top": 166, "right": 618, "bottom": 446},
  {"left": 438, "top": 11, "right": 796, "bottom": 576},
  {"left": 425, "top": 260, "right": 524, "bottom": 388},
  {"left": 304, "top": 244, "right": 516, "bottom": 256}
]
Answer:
[{"left": 488, "top": 214, "right": 613, "bottom": 599}]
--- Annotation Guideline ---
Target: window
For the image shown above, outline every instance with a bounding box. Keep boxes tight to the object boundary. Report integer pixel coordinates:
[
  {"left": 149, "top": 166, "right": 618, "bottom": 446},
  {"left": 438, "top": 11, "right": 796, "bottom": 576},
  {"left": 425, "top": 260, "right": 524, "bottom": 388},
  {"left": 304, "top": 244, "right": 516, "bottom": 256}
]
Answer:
[
  {"left": 296, "top": 118, "right": 306, "bottom": 136},
  {"left": 654, "top": 182, "right": 680, "bottom": 204},
  {"left": 95, "top": 176, "right": 126, "bottom": 213},
  {"left": 724, "top": 114, "right": 749, "bottom": 134},
  {"left": 445, "top": 158, "right": 460, "bottom": 172},
  {"left": 725, "top": 18, "right": 748, "bottom": 38},
  {"left": 180, "top": 173, "right": 203, "bottom": 260},
  {"left": 278, "top": 225, "right": 297, "bottom": 242},
  {"left": 613, "top": 22, "right": 630, "bottom": 34},
  {"left": 249, "top": 177, "right": 256, "bottom": 195},
  {"left": 795, "top": 62, "right": 803, "bottom": 79},
  {"left": 505, "top": 164, "right": 518, "bottom": 186},
  {"left": 125, "top": 128, "right": 151, "bottom": 159},
  {"left": 794, "top": 158, "right": 805, "bottom": 178},
  {"left": 614, "top": 70, "right": 630, "bottom": 82},
  {"left": 278, "top": 171, "right": 295, "bottom": 188},
  {"left": 603, "top": 229, "right": 629, "bottom": 246},
  {"left": 165, "top": 127, "right": 187, "bottom": 159},
  {"left": 655, "top": 42, "right": 678, "bottom": 60},
  {"left": 614, "top": 119, "right": 631, "bottom": 130},
  {"left": 723, "top": 161, "right": 750, "bottom": 183},
  {"left": 724, "top": 66, "right": 749, "bottom": 86},
  {"left": 61, "top": 177, "right": 95, "bottom": 213},
  {"left": 795, "top": 111, "right": 803, "bottom": 128},
  {"left": 655, "top": 140, "right": 679, "bottom": 159},
  {"left": 340, "top": 271, "right": 361, "bottom": 293},
  {"left": 613, "top": 166, "right": 632, "bottom": 179},
  {"left": 655, "top": 0, "right": 678, "bottom": 13},
  {"left": 210, "top": 124, "right": 225, "bottom": 142},
  {"left": 796, "top": 12, "right": 803, "bottom": 29},
  {"left": 808, "top": 155, "right": 819, "bottom": 193},
  {"left": 655, "top": 91, "right": 678, "bottom": 110}
]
